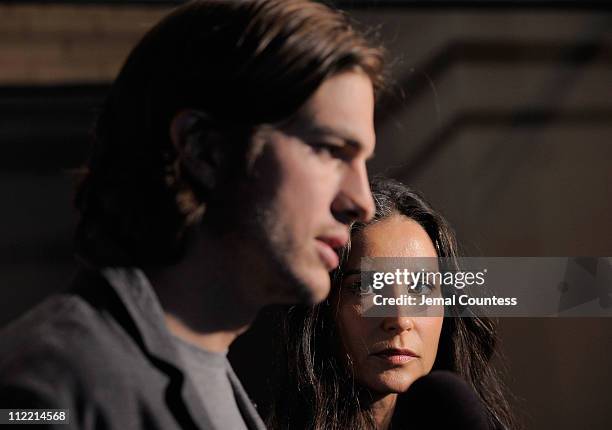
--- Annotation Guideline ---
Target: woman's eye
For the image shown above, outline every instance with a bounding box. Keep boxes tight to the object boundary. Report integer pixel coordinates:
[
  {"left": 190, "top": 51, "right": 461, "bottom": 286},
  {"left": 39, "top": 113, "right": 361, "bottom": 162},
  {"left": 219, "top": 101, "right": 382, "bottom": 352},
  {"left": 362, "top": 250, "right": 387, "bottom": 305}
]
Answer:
[
  {"left": 408, "top": 282, "right": 434, "bottom": 295},
  {"left": 347, "top": 281, "right": 374, "bottom": 296}
]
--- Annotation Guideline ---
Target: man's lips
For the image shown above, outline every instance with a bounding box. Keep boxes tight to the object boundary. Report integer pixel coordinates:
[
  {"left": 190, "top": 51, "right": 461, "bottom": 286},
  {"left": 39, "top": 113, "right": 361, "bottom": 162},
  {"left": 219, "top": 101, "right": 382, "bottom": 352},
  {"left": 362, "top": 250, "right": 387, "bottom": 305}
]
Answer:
[
  {"left": 315, "top": 234, "right": 348, "bottom": 270},
  {"left": 371, "top": 348, "right": 419, "bottom": 365},
  {"left": 315, "top": 239, "right": 340, "bottom": 270}
]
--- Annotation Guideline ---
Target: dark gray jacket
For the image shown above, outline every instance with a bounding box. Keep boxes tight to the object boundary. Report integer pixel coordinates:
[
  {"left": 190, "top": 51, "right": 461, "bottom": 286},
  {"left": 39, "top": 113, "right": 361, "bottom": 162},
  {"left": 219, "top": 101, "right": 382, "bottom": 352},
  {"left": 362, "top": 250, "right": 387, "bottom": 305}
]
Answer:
[{"left": 0, "top": 267, "right": 266, "bottom": 430}]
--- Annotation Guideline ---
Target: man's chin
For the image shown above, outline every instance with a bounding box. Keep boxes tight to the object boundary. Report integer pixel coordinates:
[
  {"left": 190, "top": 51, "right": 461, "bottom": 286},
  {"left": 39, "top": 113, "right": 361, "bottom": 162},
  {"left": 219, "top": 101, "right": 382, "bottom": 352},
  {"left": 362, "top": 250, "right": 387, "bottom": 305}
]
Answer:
[
  {"left": 281, "top": 272, "right": 330, "bottom": 305},
  {"left": 266, "top": 262, "right": 332, "bottom": 304},
  {"left": 265, "top": 272, "right": 329, "bottom": 305},
  {"left": 301, "top": 274, "right": 331, "bottom": 304}
]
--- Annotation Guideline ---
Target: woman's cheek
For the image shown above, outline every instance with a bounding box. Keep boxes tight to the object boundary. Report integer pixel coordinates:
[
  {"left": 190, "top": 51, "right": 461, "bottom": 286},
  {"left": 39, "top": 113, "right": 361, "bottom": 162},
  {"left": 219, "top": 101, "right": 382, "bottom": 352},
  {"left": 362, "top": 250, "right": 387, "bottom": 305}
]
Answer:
[
  {"left": 418, "top": 317, "right": 444, "bottom": 370},
  {"left": 337, "top": 302, "right": 372, "bottom": 360}
]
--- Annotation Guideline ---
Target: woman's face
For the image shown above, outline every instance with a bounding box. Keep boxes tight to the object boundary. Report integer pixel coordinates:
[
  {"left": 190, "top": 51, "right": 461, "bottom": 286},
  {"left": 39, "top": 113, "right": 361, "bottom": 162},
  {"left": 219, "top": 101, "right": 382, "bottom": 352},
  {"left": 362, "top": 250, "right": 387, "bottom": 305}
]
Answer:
[{"left": 333, "top": 214, "right": 443, "bottom": 395}]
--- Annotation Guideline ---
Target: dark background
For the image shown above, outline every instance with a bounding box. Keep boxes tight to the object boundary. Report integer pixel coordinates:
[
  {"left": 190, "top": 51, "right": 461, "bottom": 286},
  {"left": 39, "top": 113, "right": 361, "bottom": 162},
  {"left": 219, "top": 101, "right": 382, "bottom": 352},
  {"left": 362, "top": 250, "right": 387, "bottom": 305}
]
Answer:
[{"left": 1, "top": 1, "right": 611, "bottom": 428}]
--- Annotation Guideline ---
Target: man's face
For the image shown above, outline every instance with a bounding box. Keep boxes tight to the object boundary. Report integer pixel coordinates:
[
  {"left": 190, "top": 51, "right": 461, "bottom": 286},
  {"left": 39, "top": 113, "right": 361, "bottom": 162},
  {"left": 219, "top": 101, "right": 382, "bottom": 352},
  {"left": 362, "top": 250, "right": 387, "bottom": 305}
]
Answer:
[{"left": 237, "top": 71, "right": 376, "bottom": 305}]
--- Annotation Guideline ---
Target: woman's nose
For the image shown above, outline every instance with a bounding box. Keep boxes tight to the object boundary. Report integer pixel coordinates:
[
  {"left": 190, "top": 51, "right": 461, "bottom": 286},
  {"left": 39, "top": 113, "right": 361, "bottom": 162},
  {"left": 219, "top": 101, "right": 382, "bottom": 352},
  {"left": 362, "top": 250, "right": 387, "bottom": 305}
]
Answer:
[{"left": 381, "top": 316, "right": 414, "bottom": 333}]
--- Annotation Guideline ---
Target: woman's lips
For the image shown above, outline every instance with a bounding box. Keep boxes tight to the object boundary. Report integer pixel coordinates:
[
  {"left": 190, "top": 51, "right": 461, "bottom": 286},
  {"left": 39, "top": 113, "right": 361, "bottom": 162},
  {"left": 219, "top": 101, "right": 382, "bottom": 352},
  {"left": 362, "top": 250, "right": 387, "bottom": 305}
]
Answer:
[
  {"left": 371, "top": 348, "right": 419, "bottom": 365},
  {"left": 315, "top": 239, "right": 340, "bottom": 270}
]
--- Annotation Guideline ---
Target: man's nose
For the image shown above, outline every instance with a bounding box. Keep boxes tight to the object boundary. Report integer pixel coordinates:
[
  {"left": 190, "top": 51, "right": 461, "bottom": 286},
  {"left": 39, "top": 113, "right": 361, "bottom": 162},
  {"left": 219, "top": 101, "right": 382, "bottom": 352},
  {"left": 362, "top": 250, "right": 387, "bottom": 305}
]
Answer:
[{"left": 331, "top": 163, "right": 375, "bottom": 224}]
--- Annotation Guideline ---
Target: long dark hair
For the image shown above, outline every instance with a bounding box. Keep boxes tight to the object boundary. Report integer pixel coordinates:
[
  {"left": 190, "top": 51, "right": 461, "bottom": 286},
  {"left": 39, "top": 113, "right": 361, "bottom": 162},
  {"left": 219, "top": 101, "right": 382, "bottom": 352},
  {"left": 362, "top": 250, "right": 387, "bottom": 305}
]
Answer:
[{"left": 268, "top": 176, "right": 517, "bottom": 429}]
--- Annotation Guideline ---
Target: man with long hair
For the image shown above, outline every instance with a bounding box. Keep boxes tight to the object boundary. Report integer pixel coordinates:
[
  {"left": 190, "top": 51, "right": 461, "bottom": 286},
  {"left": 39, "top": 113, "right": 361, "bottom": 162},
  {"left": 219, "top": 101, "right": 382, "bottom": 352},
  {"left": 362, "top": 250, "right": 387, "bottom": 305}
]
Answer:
[{"left": 0, "top": 1, "right": 385, "bottom": 429}]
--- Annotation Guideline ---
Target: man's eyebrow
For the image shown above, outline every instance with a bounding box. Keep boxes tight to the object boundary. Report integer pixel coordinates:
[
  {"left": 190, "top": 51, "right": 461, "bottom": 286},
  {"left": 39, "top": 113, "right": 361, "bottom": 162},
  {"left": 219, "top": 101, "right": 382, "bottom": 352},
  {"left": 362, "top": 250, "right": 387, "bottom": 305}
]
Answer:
[{"left": 306, "top": 125, "right": 374, "bottom": 157}]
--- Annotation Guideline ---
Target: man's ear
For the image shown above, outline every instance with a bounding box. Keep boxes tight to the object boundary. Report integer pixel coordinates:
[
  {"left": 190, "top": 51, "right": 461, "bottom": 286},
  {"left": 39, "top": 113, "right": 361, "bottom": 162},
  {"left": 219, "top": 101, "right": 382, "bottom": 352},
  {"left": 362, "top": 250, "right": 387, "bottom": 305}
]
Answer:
[{"left": 170, "top": 110, "right": 226, "bottom": 192}]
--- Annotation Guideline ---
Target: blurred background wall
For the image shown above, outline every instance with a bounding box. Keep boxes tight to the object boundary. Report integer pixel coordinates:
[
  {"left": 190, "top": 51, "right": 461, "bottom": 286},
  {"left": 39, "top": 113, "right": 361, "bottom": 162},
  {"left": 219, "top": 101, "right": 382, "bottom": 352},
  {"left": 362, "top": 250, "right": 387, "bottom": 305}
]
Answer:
[{"left": 1, "top": 1, "right": 611, "bottom": 428}]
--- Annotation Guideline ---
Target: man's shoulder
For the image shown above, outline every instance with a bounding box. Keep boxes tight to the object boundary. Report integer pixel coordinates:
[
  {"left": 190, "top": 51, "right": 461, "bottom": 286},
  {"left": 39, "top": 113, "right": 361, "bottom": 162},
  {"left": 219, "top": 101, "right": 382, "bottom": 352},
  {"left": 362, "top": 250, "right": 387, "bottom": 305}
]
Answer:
[
  {"left": 0, "top": 273, "right": 179, "bottom": 429},
  {"left": 0, "top": 283, "right": 142, "bottom": 392},
  {"left": 3, "top": 291, "right": 111, "bottom": 351}
]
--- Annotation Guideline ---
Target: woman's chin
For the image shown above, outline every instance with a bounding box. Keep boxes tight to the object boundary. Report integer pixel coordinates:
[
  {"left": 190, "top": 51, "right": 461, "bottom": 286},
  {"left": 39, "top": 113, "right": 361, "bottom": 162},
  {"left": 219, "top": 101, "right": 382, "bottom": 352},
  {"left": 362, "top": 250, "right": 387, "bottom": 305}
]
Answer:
[{"left": 362, "top": 372, "right": 423, "bottom": 395}]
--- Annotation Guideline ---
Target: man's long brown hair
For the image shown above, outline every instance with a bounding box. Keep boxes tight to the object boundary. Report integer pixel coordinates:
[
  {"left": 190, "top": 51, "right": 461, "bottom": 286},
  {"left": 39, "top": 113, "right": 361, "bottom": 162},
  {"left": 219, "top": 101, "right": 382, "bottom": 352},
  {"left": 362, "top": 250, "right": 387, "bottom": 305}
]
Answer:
[{"left": 74, "top": 0, "right": 385, "bottom": 266}]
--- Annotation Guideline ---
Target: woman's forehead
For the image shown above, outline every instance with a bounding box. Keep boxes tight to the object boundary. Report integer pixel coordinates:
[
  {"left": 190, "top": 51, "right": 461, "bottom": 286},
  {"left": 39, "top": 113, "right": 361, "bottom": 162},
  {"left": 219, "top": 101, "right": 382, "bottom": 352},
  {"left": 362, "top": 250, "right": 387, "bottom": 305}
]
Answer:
[{"left": 347, "top": 215, "right": 437, "bottom": 263}]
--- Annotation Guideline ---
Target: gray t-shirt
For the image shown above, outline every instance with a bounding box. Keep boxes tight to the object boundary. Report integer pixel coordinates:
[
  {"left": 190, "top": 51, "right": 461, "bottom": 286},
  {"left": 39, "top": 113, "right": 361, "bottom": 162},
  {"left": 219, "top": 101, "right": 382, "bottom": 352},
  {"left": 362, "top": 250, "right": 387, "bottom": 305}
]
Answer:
[{"left": 173, "top": 336, "right": 250, "bottom": 430}]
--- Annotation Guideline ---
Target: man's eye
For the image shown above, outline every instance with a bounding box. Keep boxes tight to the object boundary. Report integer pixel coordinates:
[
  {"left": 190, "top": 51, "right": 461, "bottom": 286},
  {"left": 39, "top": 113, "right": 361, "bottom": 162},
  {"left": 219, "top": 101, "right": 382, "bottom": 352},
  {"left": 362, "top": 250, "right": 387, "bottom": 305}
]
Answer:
[
  {"left": 311, "top": 143, "right": 347, "bottom": 159},
  {"left": 408, "top": 282, "right": 435, "bottom": 295}
]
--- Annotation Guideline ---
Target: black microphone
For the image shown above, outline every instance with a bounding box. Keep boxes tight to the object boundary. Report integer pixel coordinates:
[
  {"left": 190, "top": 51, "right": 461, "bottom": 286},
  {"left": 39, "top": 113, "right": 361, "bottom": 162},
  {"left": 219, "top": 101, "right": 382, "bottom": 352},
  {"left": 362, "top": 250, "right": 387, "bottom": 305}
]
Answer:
[{"left": 393, "top": 370, "right": 492, "bottom": 429}]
